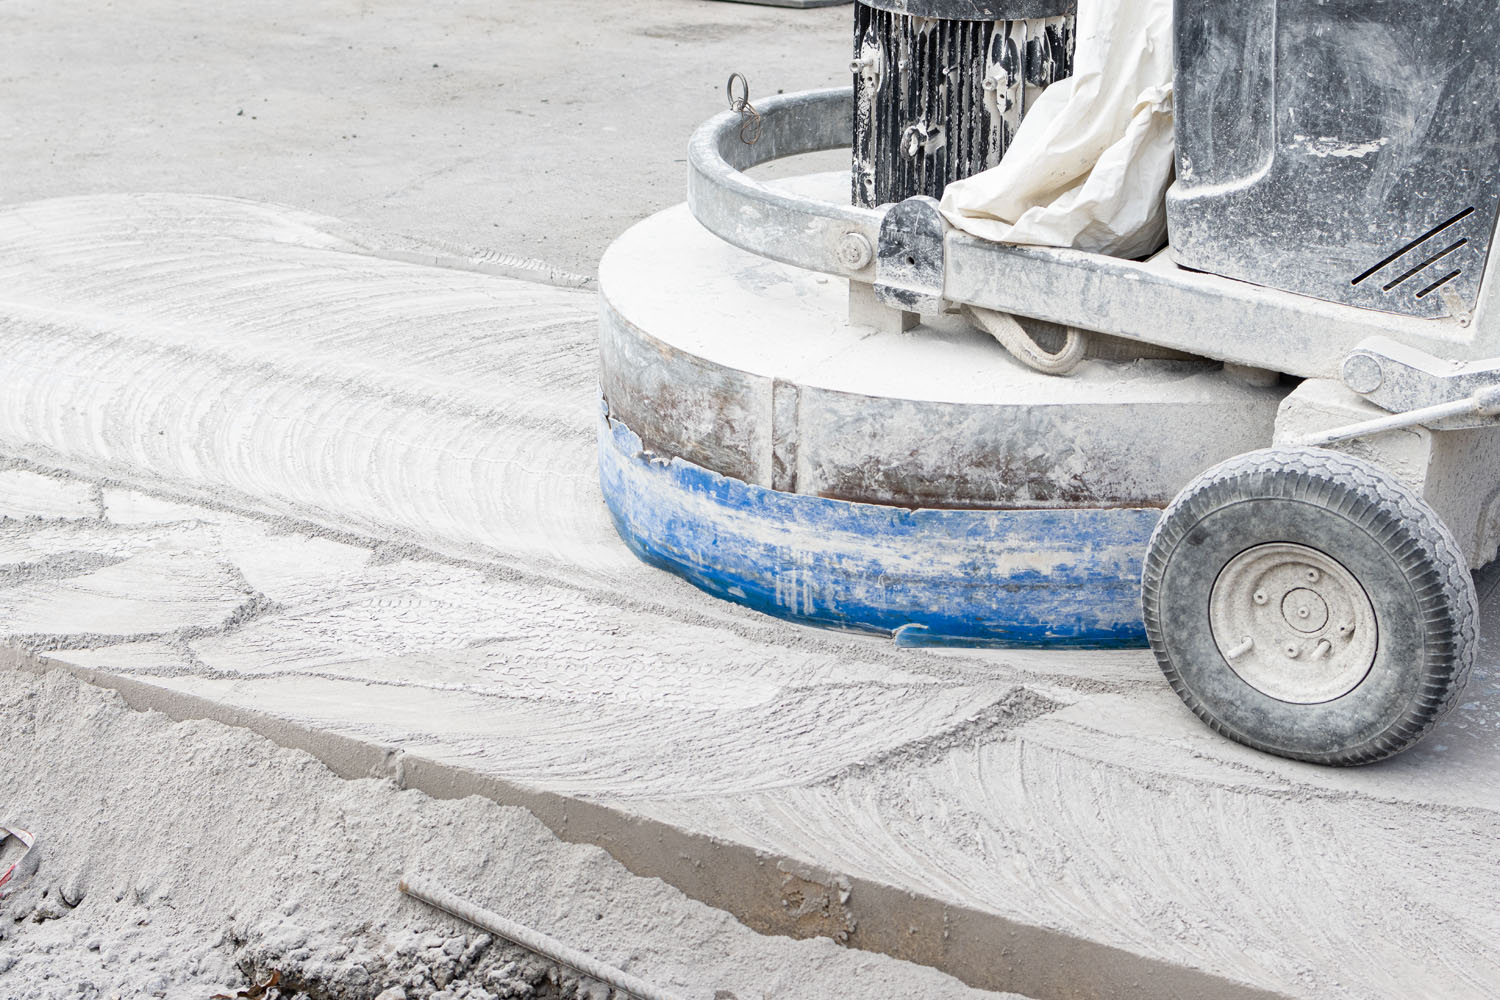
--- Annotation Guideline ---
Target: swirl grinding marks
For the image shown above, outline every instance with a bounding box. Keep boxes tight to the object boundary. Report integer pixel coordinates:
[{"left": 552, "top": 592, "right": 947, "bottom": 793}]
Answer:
[{"left": 3, "top": 195, "right": 1499, "bottom": 1000}]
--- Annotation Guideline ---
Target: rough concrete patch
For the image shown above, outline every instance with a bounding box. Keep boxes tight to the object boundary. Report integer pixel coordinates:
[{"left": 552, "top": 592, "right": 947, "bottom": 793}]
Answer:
[
  {"left": 776, "top": 861, "right": 856, "bottom": 943},
  {"left": 0, "top": 648, "right": 1028, "bottom": 1000}
]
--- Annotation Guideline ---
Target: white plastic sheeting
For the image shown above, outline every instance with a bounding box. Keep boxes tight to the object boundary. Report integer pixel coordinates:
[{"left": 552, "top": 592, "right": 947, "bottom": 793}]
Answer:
[{"left": 939, "top": 0, "right": 1175, "bottom": 259}]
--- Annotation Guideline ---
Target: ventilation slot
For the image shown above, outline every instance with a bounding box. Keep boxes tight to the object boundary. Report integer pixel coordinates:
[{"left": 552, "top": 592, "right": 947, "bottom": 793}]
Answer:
[
  {"left": 1416, "top": 270, "right": 1463, "bottom": 299},
  {"left": 1352, "top": 207, "right": 1475, "bottom": 292},
  {"left": 1382, "top": 239, "right": 1467, "bottom": 291}
]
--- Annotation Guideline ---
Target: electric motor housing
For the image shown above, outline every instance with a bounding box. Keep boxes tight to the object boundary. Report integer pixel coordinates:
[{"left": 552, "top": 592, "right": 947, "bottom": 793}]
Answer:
[{"left": 852, "top": 0, "right": 1077, "bottom": 209}]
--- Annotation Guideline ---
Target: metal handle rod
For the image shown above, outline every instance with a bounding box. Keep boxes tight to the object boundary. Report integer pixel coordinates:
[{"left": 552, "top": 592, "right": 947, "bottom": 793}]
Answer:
[
  {"left": 1294, "top": 386, "right": 1500, "bottom": 448},
  {"left": 399, "top": 875, "right": 688, "bottom": 1000}
]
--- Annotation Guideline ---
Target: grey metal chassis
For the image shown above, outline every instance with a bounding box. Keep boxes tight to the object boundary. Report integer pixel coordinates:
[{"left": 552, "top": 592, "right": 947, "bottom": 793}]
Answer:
[
  {"left": 689, "top": 88, "right": 1500, "bottom": 388},
  {"left": 688, "top": 87, "right": 1500, "bottom": 568}
]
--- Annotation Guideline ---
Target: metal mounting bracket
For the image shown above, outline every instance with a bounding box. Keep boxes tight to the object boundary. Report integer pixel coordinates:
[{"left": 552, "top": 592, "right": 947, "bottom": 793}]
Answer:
[
  {"left": 874, "top": 196, "right": 949, "bottom": 314},
  {"left": 1343, "top": 337, "right": 1500, "bottom": 429}
]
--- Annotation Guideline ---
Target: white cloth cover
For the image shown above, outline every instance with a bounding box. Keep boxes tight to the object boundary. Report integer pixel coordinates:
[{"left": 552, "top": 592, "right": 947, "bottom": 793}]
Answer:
[{"left": 938, "top": 0, "right": 1175, "bottom": 259}]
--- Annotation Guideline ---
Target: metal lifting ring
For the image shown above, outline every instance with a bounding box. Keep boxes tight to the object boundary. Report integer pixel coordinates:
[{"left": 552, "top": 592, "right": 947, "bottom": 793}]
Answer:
[
  {"left": 725, "top": 73, "right": 763, "bottom": 145},
  {"left": 726, "top": 72, "right": 751, "bottom": 112}
]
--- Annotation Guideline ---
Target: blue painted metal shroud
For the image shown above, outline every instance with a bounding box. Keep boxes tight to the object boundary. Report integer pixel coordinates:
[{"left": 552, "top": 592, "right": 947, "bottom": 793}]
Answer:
[{"left": 600, "top": 406, "right": 1159, "bottom": 649}]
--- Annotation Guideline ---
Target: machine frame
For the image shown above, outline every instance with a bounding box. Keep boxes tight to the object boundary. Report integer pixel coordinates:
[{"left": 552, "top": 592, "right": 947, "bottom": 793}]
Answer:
[
  {"left": 689, "top": 87, "right": 1500, "bottom": 385},
  {"left": 683, "top": 84, "right": 1500, "bottom": 764}
]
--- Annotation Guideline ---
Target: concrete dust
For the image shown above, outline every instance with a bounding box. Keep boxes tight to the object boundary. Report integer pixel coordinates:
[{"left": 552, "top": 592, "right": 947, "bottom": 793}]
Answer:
[
  {"left": 0, "top": 8, "right": 1494, "bottom": 992},
  {"left": 0, "top": 663, "right": 1025, "bottom": 1000},
  {"left": 2, "top": 192, "right": 1499, "bottom": 999}
]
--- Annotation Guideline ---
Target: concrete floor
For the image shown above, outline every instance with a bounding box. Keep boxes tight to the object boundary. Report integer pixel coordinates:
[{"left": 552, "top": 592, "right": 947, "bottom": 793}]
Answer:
[
  {"left": 1, "top": 0, "right": 850, "bottom": 279},
  {"left": 2, "top": 5, "right": 1499, "bottom": 1000},
  {"left": 3, "top": 193, "right": 1500, "bottom": 1000}
]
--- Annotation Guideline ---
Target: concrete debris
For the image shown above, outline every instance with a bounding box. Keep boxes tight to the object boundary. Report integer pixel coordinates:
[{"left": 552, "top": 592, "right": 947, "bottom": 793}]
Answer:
[{"left": 0, "top": 665, "right": 1023, "bottom": 1000}]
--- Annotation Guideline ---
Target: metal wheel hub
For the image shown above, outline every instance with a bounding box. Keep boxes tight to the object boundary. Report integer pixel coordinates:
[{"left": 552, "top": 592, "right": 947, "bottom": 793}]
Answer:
[{"left": 1209, "top": 543, "right": 1379, "bottom": 704}]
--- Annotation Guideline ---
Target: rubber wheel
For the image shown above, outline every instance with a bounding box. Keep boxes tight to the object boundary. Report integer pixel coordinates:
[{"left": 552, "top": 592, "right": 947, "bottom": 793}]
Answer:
[{"left": 1142, "top": 447, "right": 1477, "bottom": 765}]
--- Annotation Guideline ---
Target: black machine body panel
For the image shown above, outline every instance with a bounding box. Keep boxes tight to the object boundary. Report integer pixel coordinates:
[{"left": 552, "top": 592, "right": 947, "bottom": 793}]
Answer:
[
  {"left": 852, "top": 0, "right": 1076, "bottom": 208},
  {"left": 1166, "top": 0, "right": 1500, "bottom": 320},
  {"left": 856, "top": 0, "right": 1075, "bottom": 16}
]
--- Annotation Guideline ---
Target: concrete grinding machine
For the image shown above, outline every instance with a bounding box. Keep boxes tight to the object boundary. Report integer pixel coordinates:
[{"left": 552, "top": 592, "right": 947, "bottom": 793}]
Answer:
[{"left": 596, "top": 0, "right": 1500, "bottom": 765}]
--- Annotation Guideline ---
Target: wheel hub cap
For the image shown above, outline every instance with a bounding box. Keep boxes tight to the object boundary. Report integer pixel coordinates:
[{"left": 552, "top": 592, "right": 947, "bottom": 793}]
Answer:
[
  {"left": 1280, "top": 588, "right": 1329, "bottom": 633},
  {"left": 1209, "top": 543, "right": 1379, "bottom": 704}
]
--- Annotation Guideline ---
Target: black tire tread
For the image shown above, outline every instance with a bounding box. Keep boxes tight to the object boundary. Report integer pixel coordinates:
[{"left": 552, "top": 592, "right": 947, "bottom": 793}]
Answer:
[{"left": 1141, "top": 447, "right": 1477, "bottom": 766}]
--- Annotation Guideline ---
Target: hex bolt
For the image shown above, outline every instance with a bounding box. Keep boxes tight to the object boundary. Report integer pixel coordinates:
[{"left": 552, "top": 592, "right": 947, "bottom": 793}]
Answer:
[
  {"left": 838, "top": 233, "right": 873, "bottom": 270},
  {"left": 1284, "top": 644, "right": 1300, "bottom": 659},
  {"left": 901, "top": 125, "right": 925, "bottom": 157},
  {"left": 1305, "top": 569, "right": 1320, "bottom": 583},
  {"left": 1253, "top": 590, "right": 1269, "bottom": 605}
]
